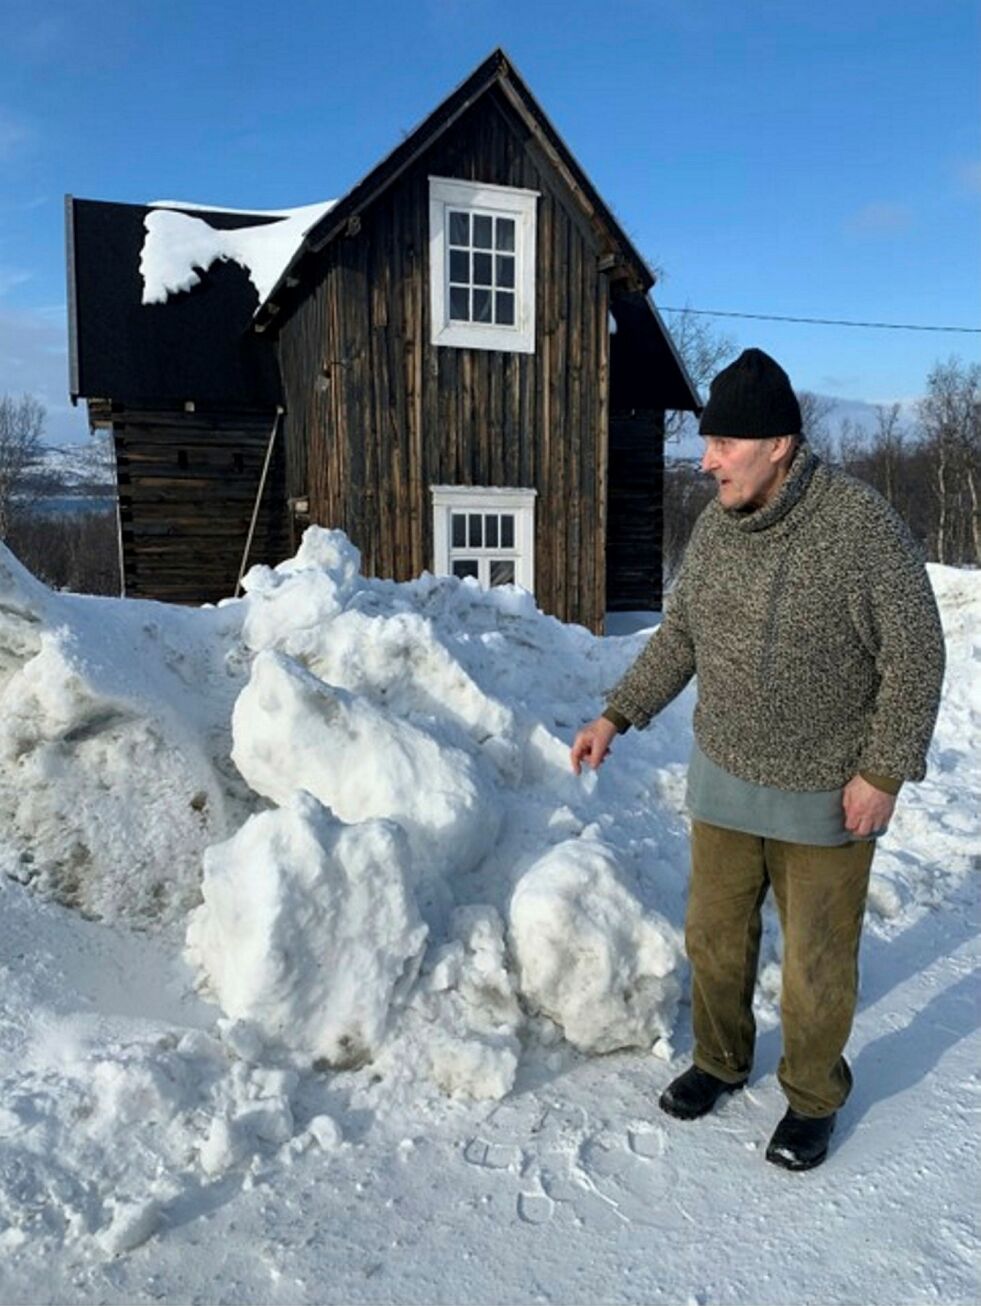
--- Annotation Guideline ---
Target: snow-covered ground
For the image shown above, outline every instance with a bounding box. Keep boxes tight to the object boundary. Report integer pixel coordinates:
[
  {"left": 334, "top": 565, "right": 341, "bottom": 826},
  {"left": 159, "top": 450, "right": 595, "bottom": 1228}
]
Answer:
[{"left": 0, "top": 531, "right": 977, "bottom": 1305}]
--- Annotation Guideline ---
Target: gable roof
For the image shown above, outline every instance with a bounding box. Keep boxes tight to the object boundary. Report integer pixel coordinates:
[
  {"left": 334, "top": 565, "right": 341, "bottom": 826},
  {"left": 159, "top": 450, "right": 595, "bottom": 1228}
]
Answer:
[
  {"left": 66, "top": 50, "right": 699, "bottom": 415},
  {"left": 252, "top": 47, "right": 655, "bottom": 333}
]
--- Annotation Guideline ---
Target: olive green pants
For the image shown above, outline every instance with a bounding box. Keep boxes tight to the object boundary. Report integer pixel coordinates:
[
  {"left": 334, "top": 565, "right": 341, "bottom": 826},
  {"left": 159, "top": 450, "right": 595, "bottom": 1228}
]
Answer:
[{"left": 686, "top": 820, "right": 875, "bottom": 1118}]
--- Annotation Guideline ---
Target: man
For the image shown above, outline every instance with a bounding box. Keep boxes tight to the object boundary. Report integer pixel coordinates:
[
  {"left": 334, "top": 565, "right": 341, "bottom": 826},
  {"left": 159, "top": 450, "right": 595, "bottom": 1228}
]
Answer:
[{"left": 571, "top": 348, "right": 945, "bottom": 1171}]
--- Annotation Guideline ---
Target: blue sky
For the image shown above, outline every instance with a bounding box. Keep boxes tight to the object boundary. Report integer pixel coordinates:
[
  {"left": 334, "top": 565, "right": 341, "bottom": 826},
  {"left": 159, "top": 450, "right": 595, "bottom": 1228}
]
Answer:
[{"left": 0, "top": 0, "right": 978, "bottom": 443}]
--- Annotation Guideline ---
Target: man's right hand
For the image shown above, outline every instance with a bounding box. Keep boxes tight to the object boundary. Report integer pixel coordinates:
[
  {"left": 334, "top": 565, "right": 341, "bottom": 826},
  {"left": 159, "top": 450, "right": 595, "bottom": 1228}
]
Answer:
[{"left": 570, "top": 716, "right": 619, "bottom": 774}]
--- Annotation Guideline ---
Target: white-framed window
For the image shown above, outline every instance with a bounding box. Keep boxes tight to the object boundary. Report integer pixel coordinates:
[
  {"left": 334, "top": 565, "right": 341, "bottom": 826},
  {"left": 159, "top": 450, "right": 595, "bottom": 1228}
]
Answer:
[
  {"left": 431, "top": 486, "right": 537, "bottom": 592},
  {"left": 429, "top": 177, "right": 538, "bottom": 353}
]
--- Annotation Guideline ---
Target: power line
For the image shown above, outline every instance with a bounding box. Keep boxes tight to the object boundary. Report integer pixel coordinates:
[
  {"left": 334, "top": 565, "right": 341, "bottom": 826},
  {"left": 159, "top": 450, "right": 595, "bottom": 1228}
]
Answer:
[{"left": 657, "top": 305, "right": 981, "bottom": 334}]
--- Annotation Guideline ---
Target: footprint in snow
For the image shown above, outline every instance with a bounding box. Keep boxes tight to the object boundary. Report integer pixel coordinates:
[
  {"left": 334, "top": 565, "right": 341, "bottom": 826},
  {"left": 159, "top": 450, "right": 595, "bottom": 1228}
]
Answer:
[
  {"left": 517, "top": 1190, "right": 554, "bottom": 1225},
  {"left": 463, "top": 1137, "right": 522, "bottom": 1171},
  {"left": 627, "top": 1124, "right": 668, "bottom": 1160}
]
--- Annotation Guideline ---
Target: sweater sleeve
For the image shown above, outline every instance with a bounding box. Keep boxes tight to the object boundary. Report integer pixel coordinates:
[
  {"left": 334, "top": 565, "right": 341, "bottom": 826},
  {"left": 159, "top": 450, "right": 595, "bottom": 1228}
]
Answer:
[
  {"left": 604, "top": 520, "right": 701, "bottom": 731},
  {"left": 851, "top": 509, "right": 946, "bottom": 783}
]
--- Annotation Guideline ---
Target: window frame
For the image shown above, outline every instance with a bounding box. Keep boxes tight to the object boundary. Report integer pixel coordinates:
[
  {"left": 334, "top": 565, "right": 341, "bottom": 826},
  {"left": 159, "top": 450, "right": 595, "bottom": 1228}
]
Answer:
[
  {"left": 428, "top": 177, "right": 538, "bottom": 353},
  {"left": 431, "top": 485, "right": 537, "bottom": 593}
]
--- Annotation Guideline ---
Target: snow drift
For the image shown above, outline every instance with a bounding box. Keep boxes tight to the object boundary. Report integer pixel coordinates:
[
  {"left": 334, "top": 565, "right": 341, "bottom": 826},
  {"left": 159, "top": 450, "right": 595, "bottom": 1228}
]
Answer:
[{"left": 0, "top": 529, "right": 681, "bottom": 1095}]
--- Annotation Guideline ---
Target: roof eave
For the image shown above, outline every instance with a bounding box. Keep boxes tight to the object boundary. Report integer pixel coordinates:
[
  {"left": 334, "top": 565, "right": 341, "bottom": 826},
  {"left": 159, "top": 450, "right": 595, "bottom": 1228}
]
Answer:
[
  {"left": 649, "top": 297, "right": 703, "bottom": 412},
  {"left": 65, "top": 194, "right": 81, "bottom": 403}
]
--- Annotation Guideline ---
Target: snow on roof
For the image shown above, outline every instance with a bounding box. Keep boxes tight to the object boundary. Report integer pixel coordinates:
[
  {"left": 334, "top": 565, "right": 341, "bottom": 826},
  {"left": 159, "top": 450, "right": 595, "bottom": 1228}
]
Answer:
[{"left": 139, "top": 199, "right": 337, "bottom": 307}]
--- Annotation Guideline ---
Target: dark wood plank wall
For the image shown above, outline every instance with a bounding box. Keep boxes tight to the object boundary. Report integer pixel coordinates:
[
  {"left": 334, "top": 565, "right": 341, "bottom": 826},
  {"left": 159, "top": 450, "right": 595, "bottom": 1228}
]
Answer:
[
  {"left": 605, "top": 409, "right": 664, "bottom": 612},
  {"left": 112, "top": 407, "right": 287, "bottom": 603},
  {"left": 277, "top": 88, "right": 611, "bottom": 630}
]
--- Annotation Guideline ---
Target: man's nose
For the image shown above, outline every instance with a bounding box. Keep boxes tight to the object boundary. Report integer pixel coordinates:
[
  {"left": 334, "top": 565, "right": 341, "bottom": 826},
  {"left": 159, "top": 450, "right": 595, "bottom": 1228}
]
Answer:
[{"left": 700, "top": 448, "right": 716, "bottom": 472}]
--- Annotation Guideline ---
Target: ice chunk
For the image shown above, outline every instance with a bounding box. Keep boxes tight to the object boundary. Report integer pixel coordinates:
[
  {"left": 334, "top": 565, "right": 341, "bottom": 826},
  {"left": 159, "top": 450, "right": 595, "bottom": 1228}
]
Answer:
[
  {"left": 231, "top": 650, "right": 499, "bottom": 888},
  {"left": 186, "top": 791, "right": 428, "bottom": 1067},
  {"left": 509, "top": 838, "right": 681, "bottom": 1053}
]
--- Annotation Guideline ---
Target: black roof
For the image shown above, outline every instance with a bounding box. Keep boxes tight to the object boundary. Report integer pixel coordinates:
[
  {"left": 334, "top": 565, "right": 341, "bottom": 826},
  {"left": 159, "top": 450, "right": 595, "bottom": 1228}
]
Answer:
[
  {"left": 610, "top": 293, "right": 702, "bottom": 412},
  {"left": 67, "top": 197, "right": 282, "bottom": 409}
]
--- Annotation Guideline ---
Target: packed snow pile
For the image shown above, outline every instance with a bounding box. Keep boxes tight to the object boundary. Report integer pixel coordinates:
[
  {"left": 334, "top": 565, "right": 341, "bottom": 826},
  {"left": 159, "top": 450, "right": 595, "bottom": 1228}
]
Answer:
[
  {"left": 0, "top": 527, "right": 681, "bottom": 1089},
  {"left": 0, "top": 545, "right": 251, "bottom": 923}
]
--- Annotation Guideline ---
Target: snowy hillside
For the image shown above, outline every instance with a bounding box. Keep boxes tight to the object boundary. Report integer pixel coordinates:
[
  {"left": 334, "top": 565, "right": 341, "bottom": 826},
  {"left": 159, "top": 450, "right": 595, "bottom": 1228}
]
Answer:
[{"left": 0, "top": 531, "right": 977, "bottom": 1305}]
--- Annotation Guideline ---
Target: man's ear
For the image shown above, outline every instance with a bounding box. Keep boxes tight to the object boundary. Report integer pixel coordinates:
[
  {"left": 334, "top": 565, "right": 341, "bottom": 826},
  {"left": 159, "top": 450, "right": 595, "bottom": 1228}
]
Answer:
[{"left": 771, "top": 435, "right": 796, "bottom": 463}]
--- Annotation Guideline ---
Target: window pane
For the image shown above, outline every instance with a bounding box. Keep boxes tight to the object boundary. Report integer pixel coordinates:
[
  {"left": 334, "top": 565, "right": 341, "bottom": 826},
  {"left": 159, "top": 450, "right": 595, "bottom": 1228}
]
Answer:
[
  {"left": 473, "top": 214, "right": 493, "bottom": 249},
  {"left": 449, "top": 210, "right": 470, "bottom": 245},
  {"left": 473, "top": 287, "right": 492, "bottom": 323},
  {"left": 496, "top": 217, "right": 515, "bottom": 252},
  {"left": 484, "top": 514, "right": 499, "bottom": 548},
  {"left": 501, "top": 514, "right": 515, "bottom": 548},
  {"left": 453, "top": 559, "right": 479, "bottom": 580},
  {"left": 495, "top": 292, "right": 515, "bottom": 326},
  {"left": 468, "top": 513, "right": 483, "bottom": 547},
  {"left": 449, "top": 249, "right": 469, "bottom": 282},
  {"left": 452, "top": 513, "right": 466, "bottom": 548},
  {"left": 490, "top": 560, "right": 515, "bottom": 587},
  {"left": 496, "top": 255, "right": 515, "bottom": 289},
  {"left": 449, "top": 286, "right": 469, "bottom": 321},
  {"left": 473, "top": 251, "right": 493, "bottom": 286}
]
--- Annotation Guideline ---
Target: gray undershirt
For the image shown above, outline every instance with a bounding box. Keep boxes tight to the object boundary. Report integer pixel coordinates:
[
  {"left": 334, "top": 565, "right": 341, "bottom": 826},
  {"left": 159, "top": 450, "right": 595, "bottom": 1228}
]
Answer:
[{"left": 685, "top": 741, "right": 875, "bottom": 846}]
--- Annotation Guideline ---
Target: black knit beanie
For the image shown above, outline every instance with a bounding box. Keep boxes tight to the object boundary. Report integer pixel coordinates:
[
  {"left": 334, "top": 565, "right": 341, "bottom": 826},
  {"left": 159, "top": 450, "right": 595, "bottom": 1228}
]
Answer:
[{"left": 699, "top": 348, "right": 802, "bottom": 438}]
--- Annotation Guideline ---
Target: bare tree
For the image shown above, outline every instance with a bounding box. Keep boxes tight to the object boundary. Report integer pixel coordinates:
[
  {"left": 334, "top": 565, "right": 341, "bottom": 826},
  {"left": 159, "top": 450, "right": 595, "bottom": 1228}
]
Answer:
[
  {"left": 662, "top": 308, "right": 737, "bottom": 441},
  {"left": 797, "top": 391, "right": 837, "bottom": 458},
  {"left": 870, "top": 403, "right": 906, "bottom": 513},
  {"left": 0, "top": 394, "right": 46, "bottom": 538},
  {"left": 917, "top": 357, "right": 981, "bottom": 565}
]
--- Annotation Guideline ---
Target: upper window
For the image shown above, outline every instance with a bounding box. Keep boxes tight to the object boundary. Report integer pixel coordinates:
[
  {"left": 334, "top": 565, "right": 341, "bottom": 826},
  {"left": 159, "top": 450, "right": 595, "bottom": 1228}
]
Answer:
[{"left": 429, "top": 177, "right": 538, "bottom": 353}]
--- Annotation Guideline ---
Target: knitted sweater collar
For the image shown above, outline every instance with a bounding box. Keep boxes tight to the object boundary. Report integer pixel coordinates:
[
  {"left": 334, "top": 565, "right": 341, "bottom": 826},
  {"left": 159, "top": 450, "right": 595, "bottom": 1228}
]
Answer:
[{"left": 722, "top": 440, "right": 821, "bottom": 534}]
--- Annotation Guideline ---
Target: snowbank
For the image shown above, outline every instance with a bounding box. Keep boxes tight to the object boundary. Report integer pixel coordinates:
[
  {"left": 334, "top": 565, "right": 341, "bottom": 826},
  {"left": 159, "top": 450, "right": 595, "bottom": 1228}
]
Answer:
[
  {"left": 0, "top": 527, "right": 678, "bottom": 1094},
  {"left": 0, "top": 546, "right": 249, "bottom": 923}
]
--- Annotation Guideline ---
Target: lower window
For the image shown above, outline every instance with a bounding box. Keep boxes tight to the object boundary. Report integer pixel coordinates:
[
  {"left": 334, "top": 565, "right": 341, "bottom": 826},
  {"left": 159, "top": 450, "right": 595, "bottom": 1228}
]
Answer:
[{"left": 431, "top": 487, "right": 536, "bottom": 593}]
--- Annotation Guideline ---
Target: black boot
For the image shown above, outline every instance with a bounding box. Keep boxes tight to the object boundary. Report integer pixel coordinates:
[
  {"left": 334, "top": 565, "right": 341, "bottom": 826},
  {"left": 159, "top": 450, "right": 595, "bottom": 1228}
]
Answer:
[
  {"left": 658, "top": 1065, "right": 746, "bottom": 1120},
  {"left": 765, "top": 1108, "right": 836, "bottom": 1171}
]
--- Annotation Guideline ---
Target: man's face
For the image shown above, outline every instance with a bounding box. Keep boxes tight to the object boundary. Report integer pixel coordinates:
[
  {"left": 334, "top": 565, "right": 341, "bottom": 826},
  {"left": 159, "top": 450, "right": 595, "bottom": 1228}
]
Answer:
[{"left": 700, "top": 436, "right": 791, "bottom": 510}]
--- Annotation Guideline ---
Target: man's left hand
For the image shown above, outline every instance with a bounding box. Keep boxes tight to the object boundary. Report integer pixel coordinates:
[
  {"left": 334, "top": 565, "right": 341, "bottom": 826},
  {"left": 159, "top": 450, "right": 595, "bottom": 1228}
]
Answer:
[{"left": 842, "top": 775, "right": 896, "bottom": 839}]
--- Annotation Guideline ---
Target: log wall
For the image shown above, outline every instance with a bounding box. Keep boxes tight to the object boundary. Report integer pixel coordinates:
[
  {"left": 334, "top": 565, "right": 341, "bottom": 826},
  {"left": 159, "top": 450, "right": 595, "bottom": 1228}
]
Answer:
[
  {"left": 277, "top": 87, "right": 612, "bottom": 630},
  {"left": 111, "top": 406, "right": 287, "bottom": 603},
  {"left": 606, "top": 409, "right": 664, "bottom": 612}
]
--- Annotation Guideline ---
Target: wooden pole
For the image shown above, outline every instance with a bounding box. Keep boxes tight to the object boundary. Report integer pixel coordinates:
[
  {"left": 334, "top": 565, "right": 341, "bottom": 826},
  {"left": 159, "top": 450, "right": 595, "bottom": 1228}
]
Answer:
[{"left": 235, "top": 408, "right": 282, "bottom": 597}]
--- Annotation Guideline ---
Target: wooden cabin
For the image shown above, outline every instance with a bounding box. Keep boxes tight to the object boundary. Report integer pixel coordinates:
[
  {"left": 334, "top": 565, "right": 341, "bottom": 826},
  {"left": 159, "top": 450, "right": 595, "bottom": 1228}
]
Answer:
[{"left": 67, "top": 48, "right": 699, "bottom": 629}]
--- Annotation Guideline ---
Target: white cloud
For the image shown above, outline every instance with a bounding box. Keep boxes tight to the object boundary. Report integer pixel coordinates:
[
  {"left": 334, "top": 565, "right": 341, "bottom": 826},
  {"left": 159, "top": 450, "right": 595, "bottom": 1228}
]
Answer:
[
  {"left": 0, "top": 267, "right": 33, "bottom": 297},
  {"left": 845, "top": 202, "right": 913, "bottom": 235},
  {"left": 0, "top": 108, "right": 31, "bottom": 159},
  {"left": 956, "top": 159, "right": 981, "bottom": 196}
]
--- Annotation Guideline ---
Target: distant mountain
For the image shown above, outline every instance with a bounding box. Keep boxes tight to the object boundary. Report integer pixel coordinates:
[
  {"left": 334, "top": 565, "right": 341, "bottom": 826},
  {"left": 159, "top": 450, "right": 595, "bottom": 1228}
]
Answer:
[{"left": 19, "top": 442, "right": 116, "bottom": 516}]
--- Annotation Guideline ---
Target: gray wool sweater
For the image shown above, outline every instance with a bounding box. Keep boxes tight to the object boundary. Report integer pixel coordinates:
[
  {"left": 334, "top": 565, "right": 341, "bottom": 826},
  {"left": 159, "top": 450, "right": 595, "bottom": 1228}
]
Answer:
[{"left": 605, "top": 442, "right": 946, "bottom": 790}]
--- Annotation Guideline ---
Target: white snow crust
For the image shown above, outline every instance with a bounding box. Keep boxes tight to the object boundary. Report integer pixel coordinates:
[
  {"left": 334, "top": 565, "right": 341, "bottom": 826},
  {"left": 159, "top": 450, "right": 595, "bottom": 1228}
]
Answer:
[
  {"left": 0, "top": 528, "right": 977, "bottom": 1305},
  {"left": 140, "top": 199, "right": 336, "bottom": 306}
]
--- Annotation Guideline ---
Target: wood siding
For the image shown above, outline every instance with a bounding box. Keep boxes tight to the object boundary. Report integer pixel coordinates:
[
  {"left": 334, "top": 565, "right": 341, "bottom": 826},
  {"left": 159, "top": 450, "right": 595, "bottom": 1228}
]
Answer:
[
  {"left": 112, "top": 407, "right": 287, "bottom": 603},
  {"left": 606, "top": 410, "right": 664, "bottom": 612},
  {"left": 277, "top": 88, "right": 613, "bottom": 631}
]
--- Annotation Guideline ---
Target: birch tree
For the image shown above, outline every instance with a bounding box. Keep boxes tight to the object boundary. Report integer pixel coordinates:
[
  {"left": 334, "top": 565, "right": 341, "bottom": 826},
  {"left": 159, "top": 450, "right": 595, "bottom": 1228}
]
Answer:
[{"left": 0, "top": 393, "right": 46, "bottom": 539}]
